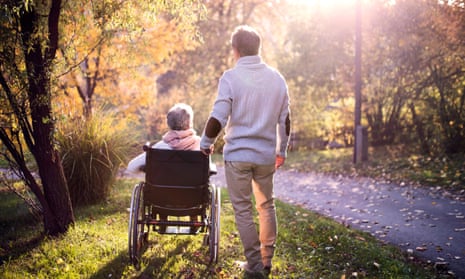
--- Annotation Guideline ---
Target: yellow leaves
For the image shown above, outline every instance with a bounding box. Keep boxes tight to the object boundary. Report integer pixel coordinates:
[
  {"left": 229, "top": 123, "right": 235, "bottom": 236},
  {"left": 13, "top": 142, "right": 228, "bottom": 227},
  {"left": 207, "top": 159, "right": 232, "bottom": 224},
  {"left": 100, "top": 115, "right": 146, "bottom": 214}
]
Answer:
[
  {"left": 55, "top": 257, "right": 70, "bottom": 272},
  {"left": 106, "top": 218, "right": 116, "bottom": 225},
  {"left": 54, "top": 1, "right": 203, "bottom": 126}
]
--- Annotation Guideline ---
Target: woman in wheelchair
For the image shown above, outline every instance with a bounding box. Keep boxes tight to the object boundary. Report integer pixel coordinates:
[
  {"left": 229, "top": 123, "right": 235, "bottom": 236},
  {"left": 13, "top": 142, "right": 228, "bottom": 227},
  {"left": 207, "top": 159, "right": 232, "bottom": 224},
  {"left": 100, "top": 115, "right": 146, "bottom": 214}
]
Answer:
[
  {"left": 126, "top": 103, "right": 200, "bottom": 173},
  {"left": 127, "top": 103, "right": 220, "bottom": 266},
  {"left": 127, "top": 103, "right": 201, "bottom": 233}
]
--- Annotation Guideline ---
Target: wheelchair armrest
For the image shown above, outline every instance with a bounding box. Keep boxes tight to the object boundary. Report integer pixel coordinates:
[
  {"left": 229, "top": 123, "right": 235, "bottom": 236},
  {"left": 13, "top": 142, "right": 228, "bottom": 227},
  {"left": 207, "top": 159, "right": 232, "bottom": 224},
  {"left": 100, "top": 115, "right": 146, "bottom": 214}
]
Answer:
[
  {"left": 209, "top": 161, "right": 217, "bottom": 176},
  {"left": 143, "top": 144, "right": 151, "bottom": 152}
]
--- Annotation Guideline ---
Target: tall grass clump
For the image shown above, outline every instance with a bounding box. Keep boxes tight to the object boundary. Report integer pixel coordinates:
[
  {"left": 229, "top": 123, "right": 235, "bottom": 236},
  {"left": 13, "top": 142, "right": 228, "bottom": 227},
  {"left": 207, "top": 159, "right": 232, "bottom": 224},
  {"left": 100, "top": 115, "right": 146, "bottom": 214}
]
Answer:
[{"left": 57, "top": 109, "right": 132, "bottom": 207}]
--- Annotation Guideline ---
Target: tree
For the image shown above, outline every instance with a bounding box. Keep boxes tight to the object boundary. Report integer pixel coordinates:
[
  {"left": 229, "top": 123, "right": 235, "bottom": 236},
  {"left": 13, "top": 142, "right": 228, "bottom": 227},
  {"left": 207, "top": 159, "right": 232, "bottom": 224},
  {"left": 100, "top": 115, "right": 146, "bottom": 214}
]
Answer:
[
  {"left": 276, "top": 1, "right": 356, "bottom": 145},
  {"left": 1, "top": 0, "right": 206, "bottom": 235},
  {"left": 365, "top": 0, "right": 465, "bottom": 154},
  {"left": 56, "top": 0, "right": 204, "bottom": 122},
  {"left": 154, "top": 0, "right": 288, "bottom": 137},
  {"left": 0, "top": 0, "right": 74, "bottom": 235},
  {"left": 422, "top": 1, "right": 465, "bottom": 154}
]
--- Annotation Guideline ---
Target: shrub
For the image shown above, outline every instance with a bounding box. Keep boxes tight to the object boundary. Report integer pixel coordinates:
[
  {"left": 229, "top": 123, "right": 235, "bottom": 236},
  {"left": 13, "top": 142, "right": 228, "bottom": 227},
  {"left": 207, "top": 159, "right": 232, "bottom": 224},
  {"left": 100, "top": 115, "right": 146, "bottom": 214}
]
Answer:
[{"left": 57, "top": 110, "right": 132, "bottom": 207}]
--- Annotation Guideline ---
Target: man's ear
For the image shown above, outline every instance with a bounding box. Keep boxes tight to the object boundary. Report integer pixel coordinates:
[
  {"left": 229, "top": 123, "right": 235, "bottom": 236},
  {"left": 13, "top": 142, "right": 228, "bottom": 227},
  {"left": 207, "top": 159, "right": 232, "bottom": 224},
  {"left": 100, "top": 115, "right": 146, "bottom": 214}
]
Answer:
[{"left": 233, "top": 47, "right": 240, "bottom": 60}]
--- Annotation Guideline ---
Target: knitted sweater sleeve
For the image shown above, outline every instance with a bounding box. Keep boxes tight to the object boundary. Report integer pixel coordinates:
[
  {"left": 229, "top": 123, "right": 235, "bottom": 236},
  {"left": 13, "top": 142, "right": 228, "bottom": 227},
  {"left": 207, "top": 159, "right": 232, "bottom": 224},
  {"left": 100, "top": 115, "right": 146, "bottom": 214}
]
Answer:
[
  {"left": 276, "top": 85, "right": 291, "bottom": 158},
  {"left": 200, "top": 74, "right": 231, "bottom": 149}
]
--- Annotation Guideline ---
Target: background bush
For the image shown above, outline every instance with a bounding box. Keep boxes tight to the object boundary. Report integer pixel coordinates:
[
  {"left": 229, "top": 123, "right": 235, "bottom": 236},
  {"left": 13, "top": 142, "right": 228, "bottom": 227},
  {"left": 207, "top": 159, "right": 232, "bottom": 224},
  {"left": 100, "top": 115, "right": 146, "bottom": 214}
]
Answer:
[{"left": 57, "top": 110, "right": 132, "bottom": 207}]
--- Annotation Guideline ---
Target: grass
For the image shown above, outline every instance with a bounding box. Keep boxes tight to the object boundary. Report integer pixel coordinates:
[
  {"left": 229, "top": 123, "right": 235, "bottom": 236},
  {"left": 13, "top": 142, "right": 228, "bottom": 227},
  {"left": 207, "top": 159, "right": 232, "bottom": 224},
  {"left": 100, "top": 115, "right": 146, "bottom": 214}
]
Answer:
[{"left": 0, "top": 175, "right": 448, "bottom": 278}]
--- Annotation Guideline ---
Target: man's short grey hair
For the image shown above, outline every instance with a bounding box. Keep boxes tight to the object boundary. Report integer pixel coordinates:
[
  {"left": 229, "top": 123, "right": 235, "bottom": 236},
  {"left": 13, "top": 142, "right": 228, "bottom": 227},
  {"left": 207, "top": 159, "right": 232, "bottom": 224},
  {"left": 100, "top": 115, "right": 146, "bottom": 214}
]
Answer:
[{"left": 166, "top": 103, "right": 194, "bottom": 131}]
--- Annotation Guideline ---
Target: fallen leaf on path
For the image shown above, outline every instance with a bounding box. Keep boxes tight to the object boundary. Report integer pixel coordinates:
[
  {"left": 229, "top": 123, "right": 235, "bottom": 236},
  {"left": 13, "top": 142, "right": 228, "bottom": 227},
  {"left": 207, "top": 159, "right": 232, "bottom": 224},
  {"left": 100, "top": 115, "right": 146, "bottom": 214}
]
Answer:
[
  {"left": 355, "top": 236, "right": 366, "bottom": 242},
  {"left": 434, "top": 262, "right": 449, "bottom": 271}
]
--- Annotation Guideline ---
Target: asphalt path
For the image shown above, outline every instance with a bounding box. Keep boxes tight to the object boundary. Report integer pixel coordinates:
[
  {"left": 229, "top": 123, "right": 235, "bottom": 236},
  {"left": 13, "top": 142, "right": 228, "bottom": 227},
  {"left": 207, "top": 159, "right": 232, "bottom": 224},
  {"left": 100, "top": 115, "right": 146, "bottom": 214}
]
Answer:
[{"left": 209, "top": 167, "right": 465, "bottom": 278}]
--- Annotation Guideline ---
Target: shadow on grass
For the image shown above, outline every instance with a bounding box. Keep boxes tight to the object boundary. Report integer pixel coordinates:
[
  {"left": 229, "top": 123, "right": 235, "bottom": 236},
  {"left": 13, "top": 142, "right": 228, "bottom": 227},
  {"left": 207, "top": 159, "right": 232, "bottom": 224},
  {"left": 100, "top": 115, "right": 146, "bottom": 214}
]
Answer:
[
  {"left": 0, "top": 232, "right": 43, "bottom": 266},
  {"left": 88, "top": 250, "right": 129, "bottom": 279},
  {"left": 139, "top": 237, "right": 217, "bottom": 279},
  {"left": 0, "top": 189, "right": 44, "bottom": 266},
  {"left": 89, "top": 237, "right": 216, "bottom": 279}
]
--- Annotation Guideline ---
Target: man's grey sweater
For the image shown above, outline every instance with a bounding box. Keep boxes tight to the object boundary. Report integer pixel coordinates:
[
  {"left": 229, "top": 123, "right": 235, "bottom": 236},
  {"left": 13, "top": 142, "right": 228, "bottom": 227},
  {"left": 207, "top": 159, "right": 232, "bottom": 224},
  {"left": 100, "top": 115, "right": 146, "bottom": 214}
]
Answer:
[{"left": 200, "top": 55, "right": 291, "bottom": 165}]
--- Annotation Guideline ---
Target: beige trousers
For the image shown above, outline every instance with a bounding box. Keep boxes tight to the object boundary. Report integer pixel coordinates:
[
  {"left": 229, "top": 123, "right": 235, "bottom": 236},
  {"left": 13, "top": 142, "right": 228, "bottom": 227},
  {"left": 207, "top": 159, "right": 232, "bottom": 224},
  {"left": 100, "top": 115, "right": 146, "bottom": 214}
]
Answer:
[{"left": 224, "top": 161, "right": 277, "bottom": 272}]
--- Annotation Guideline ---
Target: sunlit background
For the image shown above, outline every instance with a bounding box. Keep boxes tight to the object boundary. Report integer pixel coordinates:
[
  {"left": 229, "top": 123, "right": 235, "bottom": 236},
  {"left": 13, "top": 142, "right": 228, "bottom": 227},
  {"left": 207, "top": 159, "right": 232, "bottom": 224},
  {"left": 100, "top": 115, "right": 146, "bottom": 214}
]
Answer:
[
  {"left": 3, "top": 0, "right": 465, "bottom": 161},
  {"left": 47, "top": 0, "right": 464, "bottom": 156}
]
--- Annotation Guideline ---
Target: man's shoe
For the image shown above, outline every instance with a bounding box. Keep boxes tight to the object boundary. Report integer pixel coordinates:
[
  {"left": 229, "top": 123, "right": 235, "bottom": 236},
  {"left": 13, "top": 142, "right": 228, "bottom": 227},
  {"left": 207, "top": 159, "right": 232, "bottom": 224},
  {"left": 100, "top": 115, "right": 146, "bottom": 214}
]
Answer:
[
  {"left": 236, "top": 261, "right": 266, "bottom": 279},
  {"left": 243, "top": 270, "right": 266, "bottom": 279}
]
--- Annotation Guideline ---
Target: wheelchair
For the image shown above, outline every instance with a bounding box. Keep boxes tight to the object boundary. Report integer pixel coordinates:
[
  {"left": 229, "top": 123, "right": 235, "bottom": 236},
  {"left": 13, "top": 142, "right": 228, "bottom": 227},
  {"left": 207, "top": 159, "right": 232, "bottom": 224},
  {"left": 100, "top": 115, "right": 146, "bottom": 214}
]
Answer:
[{"left": 128, "top": 147, "right": 221, "bottom": 267}]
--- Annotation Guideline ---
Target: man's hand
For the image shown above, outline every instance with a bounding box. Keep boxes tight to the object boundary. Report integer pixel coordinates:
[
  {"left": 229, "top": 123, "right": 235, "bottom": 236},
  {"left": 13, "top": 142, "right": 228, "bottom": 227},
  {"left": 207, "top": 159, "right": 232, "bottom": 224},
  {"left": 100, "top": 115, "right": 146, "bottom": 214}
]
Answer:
[
  {"left": 275, "top": 155, "right": 285, "bottom": 169},
  {"left": 201, "top": 145, "right": 214, "bottom": 156}
]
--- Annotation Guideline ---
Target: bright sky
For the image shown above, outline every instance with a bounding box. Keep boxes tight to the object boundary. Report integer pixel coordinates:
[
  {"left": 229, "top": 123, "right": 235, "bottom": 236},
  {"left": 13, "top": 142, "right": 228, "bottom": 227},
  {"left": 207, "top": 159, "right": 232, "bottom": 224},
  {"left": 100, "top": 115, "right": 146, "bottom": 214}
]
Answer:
[
  {"left": 287, "top": 0, "right": 395, "bottom": 8},
  {"left": 285, "top": 0, "right": 361, "bottom": 16},
  {"left": 288, "top": 0, "right": 358, "bottom": 7}
]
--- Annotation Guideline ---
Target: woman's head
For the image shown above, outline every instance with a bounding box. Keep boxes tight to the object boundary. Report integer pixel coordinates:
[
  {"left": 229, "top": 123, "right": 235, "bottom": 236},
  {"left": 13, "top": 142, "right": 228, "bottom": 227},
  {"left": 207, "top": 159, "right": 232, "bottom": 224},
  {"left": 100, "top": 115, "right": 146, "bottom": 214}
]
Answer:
[
  {"left": 166, "top": 103, "right": 194, "bottom": 131},
  {"left": 231, "top": 25, "right": 261, "bottom": 57}
]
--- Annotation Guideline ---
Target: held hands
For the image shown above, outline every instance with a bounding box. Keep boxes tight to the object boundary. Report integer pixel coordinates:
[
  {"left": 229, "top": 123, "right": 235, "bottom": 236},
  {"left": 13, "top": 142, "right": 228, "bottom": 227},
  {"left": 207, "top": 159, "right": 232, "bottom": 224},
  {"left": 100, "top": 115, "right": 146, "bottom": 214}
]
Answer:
[{"left": 275, "top": 155, "right": 285, "bottom": 169}]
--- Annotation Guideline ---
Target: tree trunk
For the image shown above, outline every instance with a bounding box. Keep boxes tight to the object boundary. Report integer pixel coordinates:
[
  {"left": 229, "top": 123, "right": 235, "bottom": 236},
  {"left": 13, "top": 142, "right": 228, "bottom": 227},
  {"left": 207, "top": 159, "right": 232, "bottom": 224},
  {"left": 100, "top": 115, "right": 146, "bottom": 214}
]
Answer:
[
  {"left": 34, "top": 147, "right": 74, "bottom": 235},
  {"left": 409, "top": 102, "right": 430, "bottom": 154},
  {"left": 79, "top": 57, "right": 94, "bottom": 119},
  {"left": 20, "top": 0, "right": 74, "bottom": 236}
]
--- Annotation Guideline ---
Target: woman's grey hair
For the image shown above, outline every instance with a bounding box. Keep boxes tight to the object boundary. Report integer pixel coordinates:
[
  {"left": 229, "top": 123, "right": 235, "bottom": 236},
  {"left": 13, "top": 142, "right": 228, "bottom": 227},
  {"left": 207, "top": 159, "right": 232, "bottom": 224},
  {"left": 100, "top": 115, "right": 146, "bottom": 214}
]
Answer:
[{"left": 166, "top": 103, "right": 194, "bottom": 131}]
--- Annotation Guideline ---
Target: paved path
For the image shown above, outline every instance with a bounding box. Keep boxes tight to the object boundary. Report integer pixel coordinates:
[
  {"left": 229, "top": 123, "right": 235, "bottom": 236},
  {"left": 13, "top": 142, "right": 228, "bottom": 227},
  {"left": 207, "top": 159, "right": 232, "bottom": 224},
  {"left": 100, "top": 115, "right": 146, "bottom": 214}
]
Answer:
[{"left": 209, "top": 167, "right": 465, "bottom": 278}]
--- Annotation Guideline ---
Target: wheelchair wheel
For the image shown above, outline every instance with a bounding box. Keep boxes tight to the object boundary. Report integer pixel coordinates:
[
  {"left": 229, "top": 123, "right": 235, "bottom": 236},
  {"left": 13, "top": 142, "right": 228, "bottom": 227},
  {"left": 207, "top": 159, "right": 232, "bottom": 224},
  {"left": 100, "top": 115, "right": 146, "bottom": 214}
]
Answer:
[
  {"left": 208, "top": 186, "right": 221, "bottom": 263},
  {"left": 128, "top": 182, "right": 147, "bottom": 267}
]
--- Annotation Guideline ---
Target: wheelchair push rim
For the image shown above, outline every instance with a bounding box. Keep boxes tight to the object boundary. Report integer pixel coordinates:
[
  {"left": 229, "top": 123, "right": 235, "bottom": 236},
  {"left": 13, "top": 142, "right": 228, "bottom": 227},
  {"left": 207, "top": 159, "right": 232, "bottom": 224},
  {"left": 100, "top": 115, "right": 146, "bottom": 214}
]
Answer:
[
  {"left": 208, "top": 186, "right": 221, "bottom": 263},
  {"left": 128, "top": 183, "right": 148, "bottom": 267}
]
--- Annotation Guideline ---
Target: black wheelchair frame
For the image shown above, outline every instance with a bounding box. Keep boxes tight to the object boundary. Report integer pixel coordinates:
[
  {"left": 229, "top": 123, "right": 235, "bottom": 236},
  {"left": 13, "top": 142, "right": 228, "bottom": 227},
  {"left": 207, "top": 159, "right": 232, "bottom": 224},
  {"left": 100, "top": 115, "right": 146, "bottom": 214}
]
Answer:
[{"left": 128, "top": 148, "right": 220, "bottom": 267}]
